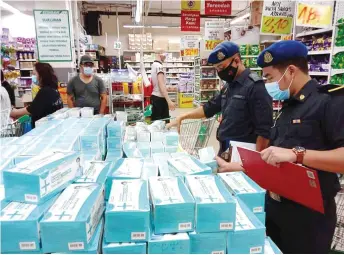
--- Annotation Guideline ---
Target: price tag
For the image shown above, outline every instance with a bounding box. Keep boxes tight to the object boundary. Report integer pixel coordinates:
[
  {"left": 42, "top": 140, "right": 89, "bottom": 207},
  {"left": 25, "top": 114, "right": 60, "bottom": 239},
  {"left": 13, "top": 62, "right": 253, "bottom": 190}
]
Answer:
[
  {"left": 261, "top": 16, "right": 293, "bottom": 35},
  {"left": 113, "top": 41, "right": 121, "bottom": 50},
  {"left": 297, "top": 3, "right": 333, "bottom": 28}
]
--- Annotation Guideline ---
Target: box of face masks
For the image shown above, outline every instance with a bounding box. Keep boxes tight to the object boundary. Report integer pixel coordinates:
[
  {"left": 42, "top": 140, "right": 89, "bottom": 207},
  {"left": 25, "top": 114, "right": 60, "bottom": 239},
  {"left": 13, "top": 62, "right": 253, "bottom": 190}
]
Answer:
[
  {"left": 107, "top": 137, "right": 122, "bottom": 151},
  {"left": 189, "top": 232, "right": 227, "bottom": 254},
  {"left": 256, "top": 212, "right": 266, "bottom": 225},
  {"left": 123, "top": 142, "right": 143, "bottom": 158},
  {"left": 198, "top": 147, "right": 217, "bottom": 173},
  {"left": 151, "top": 142, "right": 164, "bottom": 154},
  {"left": 164, "top": 131, "right": 179, "bottom": 146},
  {"left": 0, "top": 197, "right": 56, "bottom": 253},
  {"left": 168, "top": 156, "right": 212, "bottom": 179},
  {"left": 152, "top": 153, "right": 171, "bottom": 177},
  {"left": 107, "top": 120, "right": 124, "bottom": 137},
  {"left": 218, "top": 172, "right": 265, "bottom": 214},
  {"left": 18, "top": 135, "right": 58, "bottom": 157},
  {"left": 141, "top": 159, "right": 159, "bottom": 180},
  {"left": 148, "top": 233, "right": 190, "bottom": 254},
  {"left": 105, "top": 158, "right": 143, "bottom": 200},
  {"left": 137, "top": 142, "right": 151, "bottom": 158},
  {"left": 40, "top": 183, "right": 104, "bottom": 253},
  {"left": 75, "top": 161, "right": 111, "bottom": 185},
  {"left": 3, "top": 151, "right": 82, "bottom": 204},
  {"left": 164, "top": 146, "right": 178, "bottom": 153},
  {"left": 103, "top": 242, "right": 146, "bottom": 254},
  {"left": 227, "top": 198, "right": 266, "bottom": 254},
  {"left": 81, "top": 153, "right": 102, "bottom": 171},
  {"left": 149, "top": 176, "right": 195, "bottom": 234},
  {"left": 0, "top": 157, "right": 15, "bottom": 184},
  {"left": 105, "top": 179, "right": 150, "bottom": 243},
  {"left": 49, "top": 135, "right": 80, "bottom": 152},
  {"left": 185, "top": 175, "right": 236, "bottom": 233},
  {"left": 264, "top": 237, "right": 282, "bottom": 254}
]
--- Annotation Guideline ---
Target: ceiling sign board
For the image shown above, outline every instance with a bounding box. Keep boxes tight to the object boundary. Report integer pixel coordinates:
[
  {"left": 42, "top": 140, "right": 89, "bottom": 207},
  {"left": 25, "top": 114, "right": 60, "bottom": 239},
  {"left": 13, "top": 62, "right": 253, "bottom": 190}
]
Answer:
[
  {"left": 260, "top": 1, "right": 294, "bottom": 35},
  {"left": 204, "top": 21, "right": 224, "bottom": 50},
  {"left": 181, "top": 0, "right": 201, "bottom": 11},
  {"left": 204, "top": 0, "right": 232, "bottom": 16},
  {"left": 33, "top": 10, "right": 72, "bottom": 62},
  {"left": 181, "top": 11, "right": 201, "bottom": 32},
  {"left": 180, "top": 35, "right": 199, "bottom": 56},
  {"left": 296, "top": 2, "right": 334, "bottom": 28}
]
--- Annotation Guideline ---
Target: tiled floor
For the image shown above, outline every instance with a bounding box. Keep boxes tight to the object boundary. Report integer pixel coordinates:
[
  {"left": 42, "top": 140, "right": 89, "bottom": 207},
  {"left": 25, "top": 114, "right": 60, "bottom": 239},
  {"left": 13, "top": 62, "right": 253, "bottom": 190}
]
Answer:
[{"left": 170, "top": 107, "right": 220, "bottom": 153}]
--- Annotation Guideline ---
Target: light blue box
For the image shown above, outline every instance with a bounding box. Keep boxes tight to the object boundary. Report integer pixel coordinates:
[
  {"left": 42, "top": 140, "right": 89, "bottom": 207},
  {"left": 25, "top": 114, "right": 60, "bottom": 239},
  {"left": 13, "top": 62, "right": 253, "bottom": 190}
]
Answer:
[
  {"left": 49, "top": 135, "right": 80, "bottom": 152},
  {"left": 198, "top": 147, "right": 217, "bottom": 173},
  {"left": 107, "top": 120, "right": 124, "bottom": 137},
  {"left": 40, "top": 183, "right": 105, "bottom": 253},
  {"left": 149, "top": 177, "right": 195, "bottom": 234},
  {"left": 264, "top": 237, "right": 282, "bottom": 254},
  {"left": 256, "top": 212, "right": 266, "bottom": 225},
  {"left": 164, "top": 131, "right": 179, "bottom": 146},
  {"left": 148, "top": 233, "right": 190, "bottom": 254},
  {"left": 0, "top": 197, "right": 56, "bottom": 253},
  {"left": 1, "top": 145, "right": 25, "bottom": 158},
  {"left": 164, "top": 146, "right": 178, "bottom": 153},
  {"left": 141, "top": 160, "right": 158, "bottom": 180},
  {"left": 137, "top": 142, "right": 151, "bottom": 158},
  {"left": 19, "top": 136, "right": 58, "bottom": 157},
  {"left": 105, "top": 154, "right": 121, "bottom": 163},
  {"left": 12, "top": 135, "right": 36, "bottom": 146},
  {"left": 152, "top": 153, "right": 171, "bottom": 176},
  {"left": 168, "top": 156, "right": 212, "bottom": 179},
  {"left": 105, "top": 179, "right": 150, "bottom": 243},
  {"left": 3, "top": 151, "right": 82, "bottom": 204},
  {"left": 81, "top": 153, "right": 102, "bottom": 171},
  {"left": 107, "top": 137, "right": 122, "bottom": 151},
  {"left": 103, "top": 242, "right": 146, "bottom": 254},
  {"left": 123, "top": 142, "right": 143, "bottom": 158},
  {"left": 227, "top": 198, "right": 265, "bottom": 254},
  {"left": 189, "top": 232, "right": 227, "bottom": 254},
  {"left": 185, "top": 175, "right": 236, "bottom": 233},
  {"left": 105, "top": 158, "right": 143, "bottom": 200},
  {"left": 0, "top": 157, "right": 14, "bottom": 184},
  {"left": 151, "top": 142, "right": 164, "bottom": 154},
  {"left": 218, "top": 172, "right": 266, "bottom": 215},
  {"left": 75, "top": 161, "right": 111, "bottom": 185},
  {"left": 0, "top": 137, "right": 18, "bottom": 146}
]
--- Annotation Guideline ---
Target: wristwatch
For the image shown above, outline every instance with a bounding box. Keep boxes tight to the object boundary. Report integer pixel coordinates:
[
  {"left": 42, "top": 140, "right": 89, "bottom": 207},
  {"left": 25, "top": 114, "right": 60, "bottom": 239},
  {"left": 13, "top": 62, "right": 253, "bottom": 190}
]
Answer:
[{"left": 292, "top": 146, "right": 306, "bottom": 164}]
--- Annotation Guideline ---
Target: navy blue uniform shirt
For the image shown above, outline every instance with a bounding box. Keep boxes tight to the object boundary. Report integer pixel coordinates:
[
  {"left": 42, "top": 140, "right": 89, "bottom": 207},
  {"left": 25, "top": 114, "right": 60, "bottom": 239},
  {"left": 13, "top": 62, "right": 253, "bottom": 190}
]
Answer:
[
  {"left": 203, "top": 69, "right": 273, "bottom": 143},
  {"left": 271, "top": 79, "right": 343, "bottom": 198}
]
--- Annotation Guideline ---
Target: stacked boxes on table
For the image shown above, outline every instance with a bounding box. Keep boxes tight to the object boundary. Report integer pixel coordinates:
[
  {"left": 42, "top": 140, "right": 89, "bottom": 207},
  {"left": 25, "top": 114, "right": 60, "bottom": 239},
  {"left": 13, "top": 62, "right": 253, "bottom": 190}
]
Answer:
[{"left": 107, "top": 120, "right": 124, "bottom": 158}]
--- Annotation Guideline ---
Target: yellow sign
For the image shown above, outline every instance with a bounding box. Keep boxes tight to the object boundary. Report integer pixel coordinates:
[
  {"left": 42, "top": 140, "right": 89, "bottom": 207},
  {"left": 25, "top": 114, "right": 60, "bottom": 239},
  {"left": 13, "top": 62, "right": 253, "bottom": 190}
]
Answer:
[
  {"left": 181, "top": 0, "right": 201, "bottom": 11},
  {"left": 205, "top": 40, "right": 222, "bottom": 50},
  {"left": 178, "top": 93, "right": 194, "bottom": 108},
  {"left": 181, "top": 48, "right": 199, "bottom": 57},
  {"left": 281, "top": 34, "right": 293, "bottom": 40},
  {"left": 297, "top": 3, "right": 333, "bottom": 28},
  {"left": 261, "top": 16, "right": 293, "bottom": 35}
]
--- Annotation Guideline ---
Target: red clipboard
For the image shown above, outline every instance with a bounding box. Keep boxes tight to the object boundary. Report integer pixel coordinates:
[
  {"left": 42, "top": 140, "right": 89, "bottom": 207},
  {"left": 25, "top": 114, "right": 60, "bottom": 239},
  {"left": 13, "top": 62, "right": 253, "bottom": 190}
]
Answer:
[{"left": 237, "top": 147, "right": 324, "bottom": 214}]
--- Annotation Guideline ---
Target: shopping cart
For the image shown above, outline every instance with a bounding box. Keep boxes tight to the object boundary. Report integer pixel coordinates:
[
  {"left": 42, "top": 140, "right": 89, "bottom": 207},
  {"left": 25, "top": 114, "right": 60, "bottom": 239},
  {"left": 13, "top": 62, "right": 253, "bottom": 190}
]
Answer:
[
  {"left": 332, "top": 188, "right": 344, "bottom": 253},
  {"left": 0, "top": 115, "right": 31, "bottom": 137}
]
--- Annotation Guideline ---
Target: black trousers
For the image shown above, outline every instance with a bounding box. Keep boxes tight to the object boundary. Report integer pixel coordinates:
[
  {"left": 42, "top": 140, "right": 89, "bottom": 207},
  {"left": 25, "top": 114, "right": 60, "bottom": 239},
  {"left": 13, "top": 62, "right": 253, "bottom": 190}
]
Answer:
[
  {"left": 266, "top": 194, "right": 337, "bottom": 254},
  {"left": 151, "top": 95, "right": 170, "bottom": 122}
]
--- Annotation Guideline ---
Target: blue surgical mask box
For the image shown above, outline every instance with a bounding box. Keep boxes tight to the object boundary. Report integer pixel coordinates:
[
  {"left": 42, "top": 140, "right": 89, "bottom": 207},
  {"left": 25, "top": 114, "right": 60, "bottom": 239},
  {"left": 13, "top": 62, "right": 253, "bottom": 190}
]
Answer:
[
  {"left": 185, "top": 175, "right": 236, "bottom": 233},
  {"left": 75, "top": 161, "right": 111, "bottom": 185},
  {"left": 137, "top": 142, "right": 151, "bottom": 158},
  {"left": 218, "top": 172, "right": 266, "bottom": 214},
  {"left": 256, "top": 212, "right": 266, "bottom": 225},
  {"left": 49, "top": 135, "right": 80, "bottom": 152},
  {"left": 103, "top": 242, "right": 146, "bottom": 254},
  {"left": 107, "top": 120, "right": 124, "bottom": 137},
  {"left": 149, "top": 176, "right": 195, "bottom": 234},
  {"left": 12, "top": 135, "right": 36, "bottom": 146},
  {"left": 227, "top": 198, "right": 266, "bottom": 254},
  {"left": 105, "top": 179, "right": 150, "bottom": 243},
  {"left": 105, "top": 153, "right": 121, "bottom": 163},
  {"left": 148, "top": 233, "right": 190, "bottom": 254},
  {"left": 3, "top": 151, "right": 82, "bottom": 204},
  {"left": 105, "top": 158, "right": 143, "bottom": 200},
  {"left": 164, "top": 146, "right": 178, "bottom": 153},
  {"left": 168, "top": 156, "right": 212, "bottom": 179},
  {"left": 40, "top": 183, "right": 105, "bottom": 253},
  {"left": 264, "top": 237, "right": 282, "bottom": 254},
  {"left": 189, "top": 232, "right": 227, "bottom": 254},
  {"left": 164, "top": 131, "right": 179, "bottom": 146},
  {"left": 0, "top": 157, "right": 15, "bottom": 184},
  {"left": 151, "top": 142, "right": 164, "bottom": 154},
  {"left": 0, "top": 196, "right": 56, "bottom": 253},
  {"left": 107, "top": 137, "right": 122, "bottom": 151},
  {"left": 198, "top": 147, "right": 217, "bottom": 173},
  {"left": 152, "top": 153, "right": 171, "bottom": 177},
  {"left": 123, "top": 142, "right": 141, "bottom": 158},
  {"left": 0, "top": 137, "right": 18, "bottom": 145},
  {"left": 81, "top": 152, "right": 102, "bottom": 170},
  {"left": 141, "top": 159, "right": 158, "bottom": 180},
  {"left": 18, "top": 136, "right": 58, "bottom": 157},
  {"left": 151, "top": 131, "right": 164, "bottom": 142}
]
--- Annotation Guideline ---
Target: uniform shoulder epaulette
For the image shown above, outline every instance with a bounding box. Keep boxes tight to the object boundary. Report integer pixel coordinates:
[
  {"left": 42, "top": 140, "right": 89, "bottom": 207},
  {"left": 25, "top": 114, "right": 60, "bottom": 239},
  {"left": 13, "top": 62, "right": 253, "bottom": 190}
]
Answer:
[
  {"left": 318, "top": 84, "right": 344, "bottom": 94},
  {"left": 248, "top": 72, "right": 263, "bottom": 82}
]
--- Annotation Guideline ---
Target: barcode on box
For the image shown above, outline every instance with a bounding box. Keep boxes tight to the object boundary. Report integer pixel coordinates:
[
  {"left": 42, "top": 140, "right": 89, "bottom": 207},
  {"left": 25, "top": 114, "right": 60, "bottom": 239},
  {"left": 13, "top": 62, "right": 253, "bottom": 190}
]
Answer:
[
  {"left": 131, "top": 232, "right": 146, "bottom": 240},
  {"left": 25, "top": 194, "right": 38, "bottom": 203},
  {"left": 19, "top": 242, "right": 36, "bottom": 250},
  {"left": 250, "top": 246, "right": 263, "bottom": 254},
  {"left": 220, "top": 222, "right": 233, "bottom": 230},
  {"left": 178, "top": 222, "right": 192, "bottom": 230},
  {"left": 253, "top": 207, "right": 263, "bottom": 213},
  {"left": 212, "top": 250, "right": 225, "bottom": 254},
  {"left": 68, "top": 242, "right": 85, "bottom": 250}
]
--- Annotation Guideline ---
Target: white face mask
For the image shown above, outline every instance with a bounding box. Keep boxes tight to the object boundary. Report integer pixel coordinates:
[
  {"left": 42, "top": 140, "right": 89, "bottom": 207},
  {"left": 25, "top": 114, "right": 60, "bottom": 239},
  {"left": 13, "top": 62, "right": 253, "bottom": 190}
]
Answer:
[
  {"left": 265, "top": 68, "right": 294, "bottom": 101},
  {"left": 83, "top": 67, "right": 93, "bottom": 76}
]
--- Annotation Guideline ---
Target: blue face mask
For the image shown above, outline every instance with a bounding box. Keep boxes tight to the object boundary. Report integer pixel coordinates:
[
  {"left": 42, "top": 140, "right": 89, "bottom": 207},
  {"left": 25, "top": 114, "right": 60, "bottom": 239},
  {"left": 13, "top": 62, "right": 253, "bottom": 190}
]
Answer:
[
  {"left": 32, "top": 75, "right": 37, "bottom": 84},
  {"left": 265, "top": 68, "right": 294, "bottom": 101},
  {"left": 83, "top": 67, "right": 93, "bottom": 76}
]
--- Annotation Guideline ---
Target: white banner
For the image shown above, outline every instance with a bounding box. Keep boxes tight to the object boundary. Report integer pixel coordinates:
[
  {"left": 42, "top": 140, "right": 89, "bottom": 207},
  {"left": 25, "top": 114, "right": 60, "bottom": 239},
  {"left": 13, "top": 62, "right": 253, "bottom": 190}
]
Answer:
[{"left": 204, "top": 21, "right": 224, "bottom": 50}]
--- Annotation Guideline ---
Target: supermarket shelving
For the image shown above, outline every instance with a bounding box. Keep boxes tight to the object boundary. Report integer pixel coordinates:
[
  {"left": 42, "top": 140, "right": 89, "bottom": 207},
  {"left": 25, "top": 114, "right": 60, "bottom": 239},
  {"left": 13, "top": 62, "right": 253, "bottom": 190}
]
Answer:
[
  {"left": 309, "top": 72, "right": 329, "bottom": 76},
  {"left": 295, "top": 27, "right": 334, "bottom": 38},
  {"left": 308, "top": 50, "right": 332, "bottom": 55}
]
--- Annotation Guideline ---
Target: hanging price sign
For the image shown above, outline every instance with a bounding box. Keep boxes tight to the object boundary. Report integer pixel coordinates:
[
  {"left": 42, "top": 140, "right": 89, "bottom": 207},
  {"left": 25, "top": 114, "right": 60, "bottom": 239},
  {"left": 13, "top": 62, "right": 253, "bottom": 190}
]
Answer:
[
  {"left": 204, "top": 21, "right": 224, "bottom": 50},
  {"left": 261, "top": 16, "right": 293, "bottom": 35},
  {"left": 180, "top": 35, "right": 199, "bottom": 56},
  {"left": 296, "top": 2, "right": 333, "bottom": 28}
]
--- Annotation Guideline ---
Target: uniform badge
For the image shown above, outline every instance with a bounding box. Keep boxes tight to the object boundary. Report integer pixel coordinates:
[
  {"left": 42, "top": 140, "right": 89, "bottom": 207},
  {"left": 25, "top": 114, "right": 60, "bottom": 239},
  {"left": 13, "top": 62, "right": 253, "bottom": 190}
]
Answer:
[
  {"left": 217, "top": 51, "right": 225, "bottom": 61},
  {"left": 299, "top": 94, "right": 305, "bottom": 100},
  {"left": 264, "top": 51, "right": 273, "bottom": 63}
]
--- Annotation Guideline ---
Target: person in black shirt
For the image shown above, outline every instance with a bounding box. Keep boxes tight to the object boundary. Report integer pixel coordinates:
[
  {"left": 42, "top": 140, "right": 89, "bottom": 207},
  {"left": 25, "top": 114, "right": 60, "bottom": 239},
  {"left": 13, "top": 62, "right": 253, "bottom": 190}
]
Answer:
[
  {"left": 11, "top": 62, "right": 63, "bottom": 128},
  {"left": 1, "top": 70, "right": 15, "bottom": 106}
]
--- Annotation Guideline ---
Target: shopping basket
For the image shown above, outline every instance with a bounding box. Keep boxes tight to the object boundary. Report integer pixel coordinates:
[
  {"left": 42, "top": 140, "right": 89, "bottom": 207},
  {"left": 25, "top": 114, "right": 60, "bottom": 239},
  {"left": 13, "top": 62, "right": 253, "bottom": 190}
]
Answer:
[
  {"left": 0, "top": 115, "right": 31, "bottom": 137},
  {"left": 332, "top": 188, "right": 344, "bottom": 253}
]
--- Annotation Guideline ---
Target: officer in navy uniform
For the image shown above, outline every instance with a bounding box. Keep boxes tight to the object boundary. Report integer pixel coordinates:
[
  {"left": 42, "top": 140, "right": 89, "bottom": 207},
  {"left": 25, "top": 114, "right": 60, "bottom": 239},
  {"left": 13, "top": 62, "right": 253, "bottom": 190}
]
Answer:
[
  {"left": 168, "top": 41, "right": 273, "bottom": 165},
  {"left": 255, "top": 40, "right": 344, "bottom": 253}
]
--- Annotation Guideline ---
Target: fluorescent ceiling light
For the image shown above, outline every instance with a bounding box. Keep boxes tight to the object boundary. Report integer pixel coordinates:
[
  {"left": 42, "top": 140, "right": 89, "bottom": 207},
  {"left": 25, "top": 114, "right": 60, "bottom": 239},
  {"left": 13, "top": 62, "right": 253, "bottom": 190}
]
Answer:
[
  {"left": 0, "top": 0, "right": 21, "bottom": 14},
  {"left": 123, "top": 24, "right": 144, "bottom": 28},
  {"left": 230, "top": 13, "right": 250, "bottom": 25},
  {"left": 135, "top": 0, "right": 142, "bottom": 23}
]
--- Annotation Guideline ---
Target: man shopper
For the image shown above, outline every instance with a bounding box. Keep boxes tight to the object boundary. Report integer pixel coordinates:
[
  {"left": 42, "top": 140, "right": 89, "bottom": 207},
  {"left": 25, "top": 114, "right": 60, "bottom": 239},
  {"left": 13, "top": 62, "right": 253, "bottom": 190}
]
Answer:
[
  {"left": 150, "top": 51, "right": 176, "bottom": 121},
  {"left": 168, "top": 41, "right": 273, "bottom": 161},
  {"left": 67, "top": 55, "right": 107, "bottom": 114}
]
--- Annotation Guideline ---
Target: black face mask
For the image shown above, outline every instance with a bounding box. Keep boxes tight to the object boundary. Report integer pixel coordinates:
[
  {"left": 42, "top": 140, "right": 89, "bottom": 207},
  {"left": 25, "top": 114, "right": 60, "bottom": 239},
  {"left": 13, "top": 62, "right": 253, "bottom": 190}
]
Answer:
[{"left": 217, "top": 59, "right": 238, "bottom": 83}]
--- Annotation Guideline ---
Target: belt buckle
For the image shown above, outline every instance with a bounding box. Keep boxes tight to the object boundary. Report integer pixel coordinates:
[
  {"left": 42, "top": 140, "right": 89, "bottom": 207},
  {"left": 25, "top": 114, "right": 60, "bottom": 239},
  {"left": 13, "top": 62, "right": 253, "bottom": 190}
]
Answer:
[{"left": 269, "top": 191, "right": 281, "bottom": 202}]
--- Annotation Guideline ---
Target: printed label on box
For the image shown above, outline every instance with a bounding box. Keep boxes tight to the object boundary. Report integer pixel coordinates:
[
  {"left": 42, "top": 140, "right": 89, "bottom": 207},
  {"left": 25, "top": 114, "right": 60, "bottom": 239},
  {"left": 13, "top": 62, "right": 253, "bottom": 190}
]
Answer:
[
  {"left": 113, "top": 159, "right": 142, "bottom": 178},
  {"left": 235, "top": 201, "right": 255, "bottom": 231},
  {"left": 25, "top": 194, "right": 38, "bottom": 203},
  {"left": 131, "top": 232, "right": 146, "bottom": 240},
  {"left": 68, "top": 242, "right": 85, "bottom": 250},
  {"left": 45, "top": 184, "right": 97, "bottom": 222},
  {"left": 250, "top": 246, "right": 263, "bottom": 254},
  {"left": 253, "top": 207, "right": 263, "bottom": 213},
  {"left": 79, "top": 162, "right": 107, "bottom": 183},
  {"left": 187, "top": 176, "right": 225, "bottom": 203},
  {"left": 170, "top": 157, "right": 203, "bottom": 174},
  {"left": 0, "top": 202, "right": 37, "bottom": 221},
  {"left": 223, "top": 172, "right": 256, "bottom": 193},
  {"left": 109, "top": 180, "right": 142, "bottom": 211},
  {"left": 212, "top": 251, "right": 225, "bottom": 254},
  {"left": 220, "top": 222, "right": 234, "bottom": 230},
  {"left": 178, "top": 222, "right": 192, "bottom": 230},
  {"left": 19, "top": 242, "right": 36, "bottom": 250},
  {"left": 150, "top": 178, "right": 185, "bottom": 204}
]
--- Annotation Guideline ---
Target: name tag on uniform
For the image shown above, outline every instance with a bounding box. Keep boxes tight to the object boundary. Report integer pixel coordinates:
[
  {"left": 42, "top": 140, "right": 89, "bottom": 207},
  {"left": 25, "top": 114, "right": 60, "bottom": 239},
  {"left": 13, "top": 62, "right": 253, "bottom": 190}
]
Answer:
[
  {"left": 233, "top": 95, "right": 246, "bottom": 100},
  {"left": 292, "top": 119, "right": 301, "bottom": 124}
]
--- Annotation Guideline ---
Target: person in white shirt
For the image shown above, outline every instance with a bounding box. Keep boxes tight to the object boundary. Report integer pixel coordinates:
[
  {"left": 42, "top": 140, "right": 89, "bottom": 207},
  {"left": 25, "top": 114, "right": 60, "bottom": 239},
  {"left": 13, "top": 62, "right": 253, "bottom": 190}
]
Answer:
[{"left": 150, "top": 51, "right": 176, "bottom": 122}]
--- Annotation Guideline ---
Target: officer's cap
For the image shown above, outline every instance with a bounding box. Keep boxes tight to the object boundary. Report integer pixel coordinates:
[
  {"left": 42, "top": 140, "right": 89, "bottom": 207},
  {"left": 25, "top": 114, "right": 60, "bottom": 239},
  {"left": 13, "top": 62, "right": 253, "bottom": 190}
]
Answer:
[
  {"left": 208, "top": 41, "right": 239, "bottom": 65},
  {"left": 257, "top": 40, "right": 308, "bottom": 68}
]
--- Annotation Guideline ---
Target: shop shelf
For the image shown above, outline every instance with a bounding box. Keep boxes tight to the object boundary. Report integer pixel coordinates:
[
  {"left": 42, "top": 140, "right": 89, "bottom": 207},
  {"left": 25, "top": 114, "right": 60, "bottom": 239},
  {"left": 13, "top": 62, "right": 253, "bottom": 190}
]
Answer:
[
  {"left": 334, "top": 47, "right": 344, "bottom": 54},
  {"left": 309, "top": 71, "right": 329, "bottom": 76},
  {"left": 18, "top": 59, "right": 36, "bottom": 62},
  {"left": 296, "top": 27, "right": 333, "bottom": 37},
  {"left": 331, "top": 69, "right": 344, "bottom": 75},
  {"left": 308, "top": 50, "right": 332, "bottom": 55}
]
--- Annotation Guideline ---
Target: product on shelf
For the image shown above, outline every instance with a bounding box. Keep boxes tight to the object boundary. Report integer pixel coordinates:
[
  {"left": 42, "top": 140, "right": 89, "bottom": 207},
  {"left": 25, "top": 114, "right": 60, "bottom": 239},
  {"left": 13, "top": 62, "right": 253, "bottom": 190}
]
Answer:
[
  {"left": 330, "top": 73, "right": 344, "bottom": 85},
  {"left": 200, "top": 80, "right": 217, "bottom": 89},
  {"left": 335, "top": 23, "right": 344, "bottom": 47},
  {"left": 332, "top": 52, "right": 344, "bottom": 69},
  {"left": 201, "top": 68, "right": 216, "bottom": 78},
  {"left": 239, "top": 44, "right": 261, "bottom": 56},
  {"left": 309, "top": 55, "right": 330, "bottom": 72},
  {"left": 300, "top": 35, "right": 332, "bottom": 52}
]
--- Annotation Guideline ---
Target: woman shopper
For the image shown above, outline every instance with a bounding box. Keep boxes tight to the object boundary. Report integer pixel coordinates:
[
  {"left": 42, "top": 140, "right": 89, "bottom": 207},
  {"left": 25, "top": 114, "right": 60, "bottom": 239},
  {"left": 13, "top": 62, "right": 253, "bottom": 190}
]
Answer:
[
  {"left": 11, "top": 62, "right": 63, "bottom": 128},
  {"left": 1, "top": 70, "right": 15, "bottom": 106}
]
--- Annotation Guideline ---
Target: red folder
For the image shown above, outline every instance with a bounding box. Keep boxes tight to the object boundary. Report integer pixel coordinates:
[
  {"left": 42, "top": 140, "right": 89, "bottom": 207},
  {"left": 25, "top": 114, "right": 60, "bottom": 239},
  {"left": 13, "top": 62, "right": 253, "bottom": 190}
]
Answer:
[{"left": 237, "top": 147, "right": 324, "bottom": 214}]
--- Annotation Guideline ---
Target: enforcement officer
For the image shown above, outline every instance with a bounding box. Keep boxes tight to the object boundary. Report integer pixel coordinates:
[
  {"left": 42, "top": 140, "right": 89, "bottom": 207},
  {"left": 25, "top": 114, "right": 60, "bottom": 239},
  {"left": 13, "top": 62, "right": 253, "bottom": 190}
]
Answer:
[
  {"left": 257, "top": 40, "right": 344, "bottom": 253},
  {"left": 168, "top": 41, "right": 273, "bottom": 162}
]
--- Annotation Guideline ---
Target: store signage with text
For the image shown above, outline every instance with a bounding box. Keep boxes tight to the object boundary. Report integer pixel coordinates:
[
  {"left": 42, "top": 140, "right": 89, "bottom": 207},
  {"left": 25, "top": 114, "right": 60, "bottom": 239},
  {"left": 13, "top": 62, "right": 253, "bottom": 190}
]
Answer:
[
  {"left": 113, "top": 41, "right": 121, "bottom": 49},
  {"left": 181, "top": 11, "right": 200, "bottom": 32},
  {"left": 34, "top": 10, "right": 72, "bottom": 62},
  {"left": 260, "top": 1, "right": 294, "bottom": 35},
  {"left": 204, "top": 21, "right": 224, "bottom": 50},
  {"left": 296, "top": 2, "right": 333, "bottom": 28},
  {"left": 204, "top": 0, "right": 232, "bottom": 16},
  {"left": 181, "top": 0, "right": 201, "bottom": 11},
  {"left": 180, "top": 35, "right": 199, "bottom": 56}
]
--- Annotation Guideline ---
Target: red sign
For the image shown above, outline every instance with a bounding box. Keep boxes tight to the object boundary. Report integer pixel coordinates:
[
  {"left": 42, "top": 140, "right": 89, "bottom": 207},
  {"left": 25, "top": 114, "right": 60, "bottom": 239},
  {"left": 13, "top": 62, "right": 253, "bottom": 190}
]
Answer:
[
  {"left": 204, "top": 0, "right": 232, "bottom": 16},
  {"left": 181, "top": 11, "right": 200, "bottom": 32}
]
